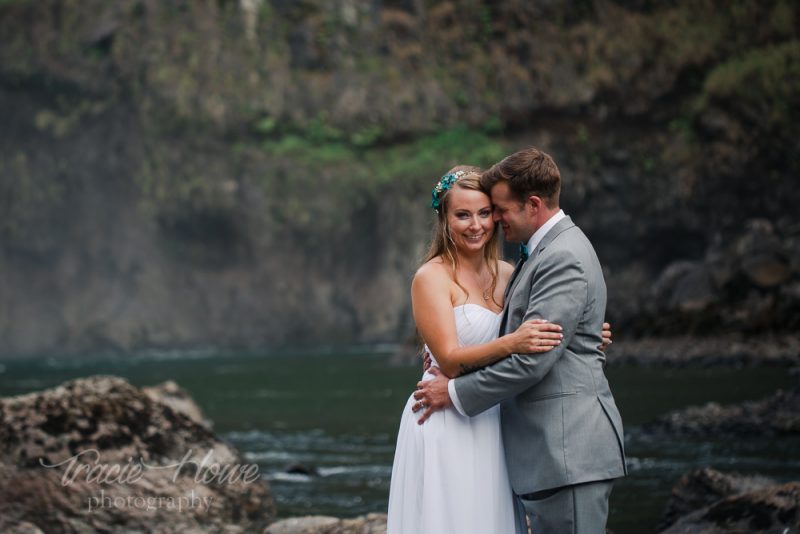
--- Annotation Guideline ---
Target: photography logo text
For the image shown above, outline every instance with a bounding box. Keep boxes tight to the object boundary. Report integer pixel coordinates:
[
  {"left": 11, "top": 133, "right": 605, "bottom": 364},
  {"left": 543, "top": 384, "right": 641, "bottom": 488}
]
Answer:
[{"left": 39, "top": 448, "right": 261, "bottom": 513}]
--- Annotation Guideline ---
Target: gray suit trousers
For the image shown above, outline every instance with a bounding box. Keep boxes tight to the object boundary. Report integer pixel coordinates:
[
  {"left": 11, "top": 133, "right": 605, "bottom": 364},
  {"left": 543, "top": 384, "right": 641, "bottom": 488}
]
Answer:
[{"left": 518, "top": 479, "right": 614, "bottom": 534}]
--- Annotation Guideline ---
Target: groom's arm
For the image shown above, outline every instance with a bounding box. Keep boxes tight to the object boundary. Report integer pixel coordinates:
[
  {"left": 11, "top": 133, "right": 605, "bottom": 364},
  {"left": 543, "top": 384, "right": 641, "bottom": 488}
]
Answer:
[{"left": 452, "top": 249, "right": 588, "bottom": 417}]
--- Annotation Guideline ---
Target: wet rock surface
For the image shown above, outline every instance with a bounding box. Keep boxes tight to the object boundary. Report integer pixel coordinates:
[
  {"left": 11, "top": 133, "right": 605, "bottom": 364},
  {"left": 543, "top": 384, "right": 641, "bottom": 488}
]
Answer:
[
  {"left": 0, "top": 375, "right": 275, "bottom": 533},
  {"left": 614, "top": 218, "right": 800, "bottom": 342},
  {"left": 609, "top": 334, "right": 800, "bottom": 367},
  {"left": 659, "top": 468, "right": 800, "bottom": 533},
  {"left": 643, "top": 385, "right": 800, "bottom": 438},
  {"left": 263, "top": 514, "right": 387, "bottom": 534}
]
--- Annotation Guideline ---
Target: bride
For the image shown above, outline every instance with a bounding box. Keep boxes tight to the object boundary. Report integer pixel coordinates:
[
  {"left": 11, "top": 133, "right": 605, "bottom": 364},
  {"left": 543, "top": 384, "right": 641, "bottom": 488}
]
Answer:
[{"left": 387, "top": 166, "right": 599, "bottom": 533}]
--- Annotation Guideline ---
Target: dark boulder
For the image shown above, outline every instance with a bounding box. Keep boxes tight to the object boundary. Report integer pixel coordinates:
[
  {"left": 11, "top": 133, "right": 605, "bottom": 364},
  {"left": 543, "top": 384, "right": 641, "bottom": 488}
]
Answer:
[
  {"left": 736, "top": 220, "right": 793, "bottom": 289},
  {"left": 659, "top": 467, "right": 776, "bottom": 530},
  {"left": 652, "top": 261, "right": 717, "bottom": 314},
  {"left": 659, "top": 468, "right": 800, "bottom": 533},
  {"left": 643, "top": 386, "right": 800, "bottom": 438},
  {"left": 285, "top": 463, "right": 319, "bottom": 477},
  {"left": 0, "top": 375, "right": 275, "bottom": 532}
]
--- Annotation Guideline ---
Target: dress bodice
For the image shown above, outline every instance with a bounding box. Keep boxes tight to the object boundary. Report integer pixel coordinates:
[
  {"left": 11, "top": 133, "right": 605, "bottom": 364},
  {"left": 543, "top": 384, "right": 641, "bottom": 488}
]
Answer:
[{"left": 425, "top": 303, "right": 502, "bottom": 369}]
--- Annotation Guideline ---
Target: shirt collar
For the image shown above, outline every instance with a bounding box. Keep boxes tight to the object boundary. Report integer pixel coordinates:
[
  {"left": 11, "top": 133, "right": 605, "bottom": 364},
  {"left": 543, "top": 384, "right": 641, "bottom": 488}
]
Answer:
[{"left": 526, "top": 209, "right": 566, "bottom": 255}]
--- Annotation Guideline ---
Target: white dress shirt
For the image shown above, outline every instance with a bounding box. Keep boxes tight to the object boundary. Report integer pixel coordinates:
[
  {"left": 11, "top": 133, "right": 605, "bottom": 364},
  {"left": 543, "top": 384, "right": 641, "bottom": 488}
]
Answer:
[{"left": 448, "top": 210, "right": 567, "bottom": 415}]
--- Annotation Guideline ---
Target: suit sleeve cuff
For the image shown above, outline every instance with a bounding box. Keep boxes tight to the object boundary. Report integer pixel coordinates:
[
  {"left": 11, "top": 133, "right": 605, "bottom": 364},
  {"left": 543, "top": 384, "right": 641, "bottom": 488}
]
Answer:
[{"left": 448, "top": 379, "right": 467, "bottom": 416}]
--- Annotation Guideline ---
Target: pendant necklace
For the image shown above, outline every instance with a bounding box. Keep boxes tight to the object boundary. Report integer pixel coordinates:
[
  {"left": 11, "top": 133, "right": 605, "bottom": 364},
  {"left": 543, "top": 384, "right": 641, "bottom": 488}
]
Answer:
[{"left": 480, "top": 271, "right": 492, "bottom": 301}]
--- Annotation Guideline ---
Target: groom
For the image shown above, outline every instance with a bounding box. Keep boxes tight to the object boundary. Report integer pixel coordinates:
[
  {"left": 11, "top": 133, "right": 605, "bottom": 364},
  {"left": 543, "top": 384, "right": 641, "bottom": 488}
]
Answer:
[{"left": 414, "top": 147, "right": 627, "bottom": 533}]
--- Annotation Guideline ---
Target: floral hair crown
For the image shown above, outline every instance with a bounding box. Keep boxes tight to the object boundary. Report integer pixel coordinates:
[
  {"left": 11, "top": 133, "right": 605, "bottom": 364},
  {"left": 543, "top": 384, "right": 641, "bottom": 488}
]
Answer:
[{"left": 430, "top": 170, "right": 469, "bottom": 213}]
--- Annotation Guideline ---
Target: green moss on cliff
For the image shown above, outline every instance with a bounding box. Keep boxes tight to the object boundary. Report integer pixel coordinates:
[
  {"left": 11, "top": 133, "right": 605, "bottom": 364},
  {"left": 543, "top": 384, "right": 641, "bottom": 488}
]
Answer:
[{"left": 702, "top": 40, "right": 800, "bottom": 133}]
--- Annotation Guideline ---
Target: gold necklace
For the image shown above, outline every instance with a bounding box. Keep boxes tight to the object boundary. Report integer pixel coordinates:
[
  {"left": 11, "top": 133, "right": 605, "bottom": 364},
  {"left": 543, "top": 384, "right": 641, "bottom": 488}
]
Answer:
[
  {"left": 478, "top": 271, "right": 492, "bottom": 301},
  {"left": 461, "top": 265, "right": 493, "bottom": 302}
]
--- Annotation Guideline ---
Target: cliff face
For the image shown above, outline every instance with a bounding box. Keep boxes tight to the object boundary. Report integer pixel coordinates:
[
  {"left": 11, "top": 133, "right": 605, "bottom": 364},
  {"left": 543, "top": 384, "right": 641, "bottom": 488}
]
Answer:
[{"left": 0, "top": 0, "right": 798, "bottom": 357}]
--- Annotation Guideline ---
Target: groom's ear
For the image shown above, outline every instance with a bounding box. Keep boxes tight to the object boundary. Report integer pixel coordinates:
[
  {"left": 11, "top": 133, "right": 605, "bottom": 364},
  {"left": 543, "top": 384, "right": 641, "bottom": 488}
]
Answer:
[{"left": 526, "top": 195, "right": 543, "bottom": 213}]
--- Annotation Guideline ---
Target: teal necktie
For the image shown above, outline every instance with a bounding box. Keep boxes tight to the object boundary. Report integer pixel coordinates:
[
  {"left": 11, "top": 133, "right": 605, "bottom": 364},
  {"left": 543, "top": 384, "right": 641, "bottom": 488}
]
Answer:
[{"left": 519, "top": 243, "right": 529, "bottom": 262}]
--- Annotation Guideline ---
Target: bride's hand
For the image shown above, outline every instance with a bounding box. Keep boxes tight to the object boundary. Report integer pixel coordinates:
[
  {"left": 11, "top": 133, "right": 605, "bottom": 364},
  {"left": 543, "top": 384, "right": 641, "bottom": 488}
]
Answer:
[
  {"left": 599, "top": 322, "right": 612, "bottom": 351},
  {"left": 510, "top": 319, "right": 562, "bottom": 354}
]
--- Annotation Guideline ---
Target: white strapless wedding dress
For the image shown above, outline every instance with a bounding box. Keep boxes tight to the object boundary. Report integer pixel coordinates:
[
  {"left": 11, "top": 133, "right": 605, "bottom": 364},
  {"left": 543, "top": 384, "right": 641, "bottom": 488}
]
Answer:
[{"left": 386, "top": 304, "right": 520, "bottom": 534}]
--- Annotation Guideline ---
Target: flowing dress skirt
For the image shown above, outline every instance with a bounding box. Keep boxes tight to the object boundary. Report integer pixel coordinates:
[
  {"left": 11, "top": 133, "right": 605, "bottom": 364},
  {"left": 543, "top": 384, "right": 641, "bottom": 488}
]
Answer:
[{"left": 387, "top": 367, "right": 520, "bottom": 534}]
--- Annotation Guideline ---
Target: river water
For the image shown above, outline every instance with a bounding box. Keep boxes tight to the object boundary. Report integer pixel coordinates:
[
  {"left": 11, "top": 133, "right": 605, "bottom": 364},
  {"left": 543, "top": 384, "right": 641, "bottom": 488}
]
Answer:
[{"left": 0, "top": 349, "right": 797, "bottom": 532}]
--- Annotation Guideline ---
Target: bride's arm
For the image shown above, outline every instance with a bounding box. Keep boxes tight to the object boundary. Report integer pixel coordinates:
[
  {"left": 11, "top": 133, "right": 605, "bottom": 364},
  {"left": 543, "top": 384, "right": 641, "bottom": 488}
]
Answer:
[{"left": 412, "top": 265, "right": 562, "bottom": 378}]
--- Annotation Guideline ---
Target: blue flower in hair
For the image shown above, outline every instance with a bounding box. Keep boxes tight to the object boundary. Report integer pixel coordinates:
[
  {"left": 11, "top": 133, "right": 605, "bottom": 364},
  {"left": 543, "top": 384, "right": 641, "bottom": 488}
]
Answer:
[{"left": 430, "top": 170, "right": 468, "bottom": 212}]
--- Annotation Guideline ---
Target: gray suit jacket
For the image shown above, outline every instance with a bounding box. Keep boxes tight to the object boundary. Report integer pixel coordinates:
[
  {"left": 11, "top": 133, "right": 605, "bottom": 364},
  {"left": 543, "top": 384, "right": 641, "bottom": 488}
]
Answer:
[{"left": 453, "top": 216, "right": 627, "bottom": 495}]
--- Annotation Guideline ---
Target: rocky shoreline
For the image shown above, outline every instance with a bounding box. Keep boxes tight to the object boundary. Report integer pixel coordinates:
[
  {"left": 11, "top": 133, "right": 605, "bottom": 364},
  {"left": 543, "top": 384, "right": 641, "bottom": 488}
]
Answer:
[
  {"left": 2, "top": 375, "right": 798, "bottom": 533},
  {"left": 609, "top": 334, "right": 800, "bottom": 368},
  {"left": 0, "top": 375, "right": 393, "bottom": 533},
  {"left": 642, "top": 385, "right": 800, "bottom": 438},
  {"left": 265, "top": 514, "right": 387, "bottom": 534},
  {"left": 641, "top": 385, "right": 800, "bottom": 531}
]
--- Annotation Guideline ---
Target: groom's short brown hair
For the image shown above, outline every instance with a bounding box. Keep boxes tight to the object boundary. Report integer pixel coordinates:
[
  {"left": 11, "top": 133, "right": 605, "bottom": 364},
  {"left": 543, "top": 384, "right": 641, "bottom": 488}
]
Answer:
[{"left": 480, "top": 147, "right": 561, "bottom": 208}]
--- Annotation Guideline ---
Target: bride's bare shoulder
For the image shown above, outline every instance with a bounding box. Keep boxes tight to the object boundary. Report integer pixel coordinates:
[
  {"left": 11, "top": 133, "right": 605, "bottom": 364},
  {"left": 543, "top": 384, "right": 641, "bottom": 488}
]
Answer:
[{"left": 414, "top": 257, "right": 451, "bottom": 283}]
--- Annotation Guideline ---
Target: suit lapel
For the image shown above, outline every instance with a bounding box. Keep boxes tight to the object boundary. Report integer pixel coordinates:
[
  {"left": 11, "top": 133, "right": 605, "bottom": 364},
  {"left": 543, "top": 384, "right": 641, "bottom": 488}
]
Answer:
[
  {"left": 503, "top": 257, "right": 526, "bottom": 302},
  {"left": 498, "top": 216, "right": 576, "bottom": 334},
  {"left": 530, "top": 216, "right": 575, "bottom": 258}
]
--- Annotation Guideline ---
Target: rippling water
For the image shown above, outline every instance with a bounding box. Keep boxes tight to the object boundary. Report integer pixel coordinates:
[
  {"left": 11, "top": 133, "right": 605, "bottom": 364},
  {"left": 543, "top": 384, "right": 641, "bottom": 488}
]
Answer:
[{"left": 0, "top": 349, "right": 797, "bottom": 533}]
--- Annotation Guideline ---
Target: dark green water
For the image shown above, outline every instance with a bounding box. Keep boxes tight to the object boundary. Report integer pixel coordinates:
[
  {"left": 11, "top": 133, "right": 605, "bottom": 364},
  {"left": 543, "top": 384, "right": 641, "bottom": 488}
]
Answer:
[{"left": 0, "top": 350, "right": 797, "bottom": 533}]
